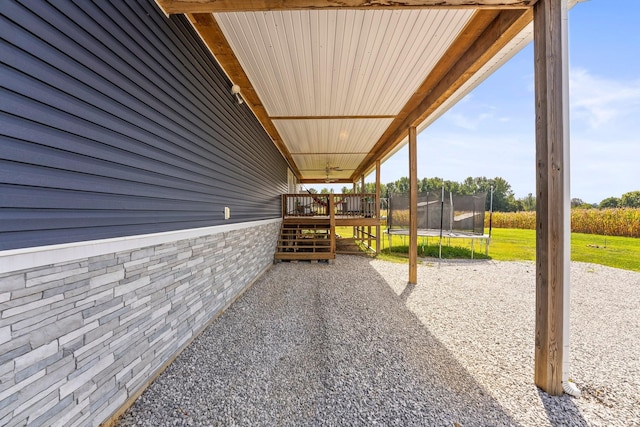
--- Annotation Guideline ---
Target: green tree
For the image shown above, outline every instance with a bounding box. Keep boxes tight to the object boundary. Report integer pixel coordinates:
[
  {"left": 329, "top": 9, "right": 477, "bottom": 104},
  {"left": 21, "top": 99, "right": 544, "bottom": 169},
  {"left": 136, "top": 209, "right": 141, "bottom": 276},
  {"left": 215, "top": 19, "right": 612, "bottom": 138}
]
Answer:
[
  {"left": 381, "top": 175, "right": 517, "bottom": 212},
  {"left": 571, "top": 198, "right": 586, "bottom": 208},
  {"left": 395, "top": 176, "right": 410, "bottom": 193},
  {"left": 571, "top": 198, "right": 596, "bottom": 209},
  {"left": 472, "top": 176, "right": 517, "bottom": 212},
  {"left": 620, "top": 191, "right": 640, "bottom": 208},
  {"left": 386, "top": 182, "right": 397, "bottom": 195},
  {"left": 599, "top": 197, "right": 620, "bottom": 208},
  {"left": 519, "top": 193, "right": 536, "bottom": 211}
]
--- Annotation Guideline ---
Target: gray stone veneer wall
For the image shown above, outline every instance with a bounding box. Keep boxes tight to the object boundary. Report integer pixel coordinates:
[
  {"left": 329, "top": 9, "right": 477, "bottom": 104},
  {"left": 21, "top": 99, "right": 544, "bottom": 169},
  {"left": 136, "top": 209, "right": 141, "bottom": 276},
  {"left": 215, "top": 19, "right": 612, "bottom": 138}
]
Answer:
[{"left": 0, "top": 220, "right": 280, "bottom": 426}]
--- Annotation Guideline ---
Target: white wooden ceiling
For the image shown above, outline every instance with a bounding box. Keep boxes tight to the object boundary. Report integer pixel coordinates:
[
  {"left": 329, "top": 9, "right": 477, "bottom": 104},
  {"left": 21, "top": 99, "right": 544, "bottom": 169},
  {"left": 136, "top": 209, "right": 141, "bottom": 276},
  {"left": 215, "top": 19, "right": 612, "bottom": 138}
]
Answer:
[
  {"left": 215, "top": 9, "right": 473, "bottom": 180},
  {"left": 156, "top": 0, "right": 582, "bottom": 184}
]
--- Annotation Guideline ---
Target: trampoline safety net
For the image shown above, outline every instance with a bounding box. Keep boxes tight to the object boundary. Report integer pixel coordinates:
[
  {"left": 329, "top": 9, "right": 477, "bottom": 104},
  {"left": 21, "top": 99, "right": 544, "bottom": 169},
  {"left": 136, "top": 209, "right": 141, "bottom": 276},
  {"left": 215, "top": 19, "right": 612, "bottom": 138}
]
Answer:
[{"left": 388, "top": 191, "right": 487, "bottom": 235}]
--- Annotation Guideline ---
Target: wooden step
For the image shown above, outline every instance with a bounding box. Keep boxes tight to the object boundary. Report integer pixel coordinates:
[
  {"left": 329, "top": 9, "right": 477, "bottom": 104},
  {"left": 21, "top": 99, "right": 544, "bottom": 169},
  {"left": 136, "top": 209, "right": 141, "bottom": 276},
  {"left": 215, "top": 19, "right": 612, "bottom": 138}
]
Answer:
[{"left": 275, "top": 217, "right": 338, "bottom": 261}]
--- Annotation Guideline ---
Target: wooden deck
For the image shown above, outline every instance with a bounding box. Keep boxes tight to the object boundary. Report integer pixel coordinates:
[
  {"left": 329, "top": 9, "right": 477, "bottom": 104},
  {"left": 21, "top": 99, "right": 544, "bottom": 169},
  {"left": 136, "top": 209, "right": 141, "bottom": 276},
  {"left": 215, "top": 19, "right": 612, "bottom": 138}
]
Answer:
[{"left": 275, "top": 194, "right": 381, "bottom": 261}]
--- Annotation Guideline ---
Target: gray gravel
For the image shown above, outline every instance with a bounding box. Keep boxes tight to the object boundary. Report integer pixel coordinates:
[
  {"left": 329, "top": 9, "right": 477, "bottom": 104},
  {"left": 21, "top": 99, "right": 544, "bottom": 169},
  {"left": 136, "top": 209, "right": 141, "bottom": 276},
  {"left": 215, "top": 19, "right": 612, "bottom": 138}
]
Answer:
[{"left": 116, "top": 256, "right": 640, "bottom": 427}]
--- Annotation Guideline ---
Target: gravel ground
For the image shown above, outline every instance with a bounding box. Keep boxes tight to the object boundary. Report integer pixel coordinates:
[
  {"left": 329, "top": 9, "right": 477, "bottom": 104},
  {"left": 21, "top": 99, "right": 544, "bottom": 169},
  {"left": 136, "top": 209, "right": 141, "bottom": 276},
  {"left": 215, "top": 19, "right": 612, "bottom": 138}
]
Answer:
[{"left": 117, "top": 256, "right": 640, "bottom": 427}]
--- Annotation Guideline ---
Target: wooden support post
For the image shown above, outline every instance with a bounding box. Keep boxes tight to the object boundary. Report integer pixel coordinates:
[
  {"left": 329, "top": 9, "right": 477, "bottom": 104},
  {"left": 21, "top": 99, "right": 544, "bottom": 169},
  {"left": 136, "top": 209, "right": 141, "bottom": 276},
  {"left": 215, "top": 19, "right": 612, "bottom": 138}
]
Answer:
[
  {"left": 408, "top": 126, "right": 418, "bottom": 284},
  {"left": 376, "top": 160, "right": 381, "bottom": 254},
  {"left": 352, "top": 182, "right": 357, "bottom": 238},
  {"left": 361, "top": 175, "right": 365, "bottom": 241},
  {"left": 534, "top": 0, "right": 568, "bottom": 396},
  {"left": 329, "top": 196, "right": 336, "bottom": 256},
  {"left": 282, "top": 194, "right": 286, "bottom": 218}
]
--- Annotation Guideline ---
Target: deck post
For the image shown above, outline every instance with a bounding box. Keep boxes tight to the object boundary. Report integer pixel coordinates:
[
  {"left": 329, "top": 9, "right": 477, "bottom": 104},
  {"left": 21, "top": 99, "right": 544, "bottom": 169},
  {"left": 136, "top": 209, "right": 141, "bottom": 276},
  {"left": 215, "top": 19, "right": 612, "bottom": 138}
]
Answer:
[
  {"left": 360, "top": 174, "right": 365, "bottom": 241},
  {"left": 352, "top": 182, "right": 357, "bottom": 239},
  {"left": 408, "top": 126, "right": 418, "bottom": 285},
  {"left": 375, "top": 160, "right": 381, "bottom": 254},
  {"left": 329, "top": 196, "right": 336, "bottom": 256},
  {"left": 533, "top": 0, "right": 569, "bottom": 396}
]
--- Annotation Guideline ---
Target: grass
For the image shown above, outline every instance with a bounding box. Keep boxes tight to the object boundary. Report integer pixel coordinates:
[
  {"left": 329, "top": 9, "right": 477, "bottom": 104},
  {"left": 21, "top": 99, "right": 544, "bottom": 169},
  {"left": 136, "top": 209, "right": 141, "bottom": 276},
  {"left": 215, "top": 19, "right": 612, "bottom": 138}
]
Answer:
[
  {"left": 488, "top": 229, "right": 640, "bottom": 272},
  {"left": 337, "top": 226, "right": 640, "bottom": 272}
]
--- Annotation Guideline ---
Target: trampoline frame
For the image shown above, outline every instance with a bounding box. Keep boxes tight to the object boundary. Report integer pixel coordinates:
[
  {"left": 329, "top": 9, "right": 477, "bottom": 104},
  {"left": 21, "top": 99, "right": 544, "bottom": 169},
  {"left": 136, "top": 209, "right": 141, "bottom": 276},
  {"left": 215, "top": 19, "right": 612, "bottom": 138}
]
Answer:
[{"left": 385, "top": 186, "right": 494, "bottom": 259}]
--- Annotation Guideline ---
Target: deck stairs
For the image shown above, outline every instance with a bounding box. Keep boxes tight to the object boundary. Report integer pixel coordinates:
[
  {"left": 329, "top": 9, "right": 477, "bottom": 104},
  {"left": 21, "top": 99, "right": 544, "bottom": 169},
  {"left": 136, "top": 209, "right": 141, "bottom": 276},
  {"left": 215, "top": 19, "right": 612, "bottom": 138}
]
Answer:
[{"left": 274, "top": 218, "right": 335, "bottom": 262}]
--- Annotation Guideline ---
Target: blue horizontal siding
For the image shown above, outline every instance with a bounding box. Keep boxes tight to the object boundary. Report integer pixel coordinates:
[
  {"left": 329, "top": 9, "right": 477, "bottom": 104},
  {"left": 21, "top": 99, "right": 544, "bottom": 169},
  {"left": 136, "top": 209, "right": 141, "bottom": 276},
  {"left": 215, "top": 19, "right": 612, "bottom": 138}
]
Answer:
[{"left": 0, "top": 0, "right": 288, "bottom": 250}]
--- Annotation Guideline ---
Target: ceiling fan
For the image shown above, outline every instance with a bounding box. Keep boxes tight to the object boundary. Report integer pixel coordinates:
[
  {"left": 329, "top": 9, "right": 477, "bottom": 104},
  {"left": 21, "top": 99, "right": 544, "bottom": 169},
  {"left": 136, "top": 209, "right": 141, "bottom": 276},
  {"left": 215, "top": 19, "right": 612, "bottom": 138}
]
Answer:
[
  {"left": 324, "top": 162, "right": 343, "bottom": 174},
  {"left": 324, "top": 162, "right": 342, "bottom": 183}
]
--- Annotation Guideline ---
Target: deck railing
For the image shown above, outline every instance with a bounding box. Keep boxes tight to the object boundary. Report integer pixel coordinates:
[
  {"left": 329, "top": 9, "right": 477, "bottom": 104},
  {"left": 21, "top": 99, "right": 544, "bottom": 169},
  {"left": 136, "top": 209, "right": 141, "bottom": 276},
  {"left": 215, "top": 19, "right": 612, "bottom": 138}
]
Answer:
[{"left": 282, "top": 193, "right": 378, "bottom": 218}]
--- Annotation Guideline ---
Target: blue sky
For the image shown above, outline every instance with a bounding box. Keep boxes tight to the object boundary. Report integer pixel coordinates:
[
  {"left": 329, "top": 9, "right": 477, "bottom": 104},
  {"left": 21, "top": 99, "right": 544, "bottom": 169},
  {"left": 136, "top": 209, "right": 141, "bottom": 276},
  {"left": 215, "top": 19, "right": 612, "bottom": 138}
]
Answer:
[{"left": 363, "top": 0, "right": 640, "bottom": 204}]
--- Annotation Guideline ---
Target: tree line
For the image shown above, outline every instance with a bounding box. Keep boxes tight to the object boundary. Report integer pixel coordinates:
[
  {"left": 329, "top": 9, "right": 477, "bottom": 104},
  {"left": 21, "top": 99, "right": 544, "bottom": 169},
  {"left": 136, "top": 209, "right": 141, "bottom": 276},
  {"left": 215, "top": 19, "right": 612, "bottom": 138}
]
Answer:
[{"left": 308, "top": 177, "right": 640, "bottom": 213}]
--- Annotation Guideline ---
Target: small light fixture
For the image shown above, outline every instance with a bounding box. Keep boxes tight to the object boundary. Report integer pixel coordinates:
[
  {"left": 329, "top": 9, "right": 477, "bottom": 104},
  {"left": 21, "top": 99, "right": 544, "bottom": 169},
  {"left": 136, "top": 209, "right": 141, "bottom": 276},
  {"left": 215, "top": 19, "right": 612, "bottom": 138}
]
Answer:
[{"left": 231, "top": 84, "right": 243, "bottom": 105}]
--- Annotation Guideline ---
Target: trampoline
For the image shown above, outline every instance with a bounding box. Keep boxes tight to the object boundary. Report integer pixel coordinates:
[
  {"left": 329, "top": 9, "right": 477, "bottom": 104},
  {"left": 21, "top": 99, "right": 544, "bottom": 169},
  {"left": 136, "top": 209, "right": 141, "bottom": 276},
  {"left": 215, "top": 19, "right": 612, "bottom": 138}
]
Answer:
[{"left": 385, "top": 188, "right": 493, "bottom": 258}]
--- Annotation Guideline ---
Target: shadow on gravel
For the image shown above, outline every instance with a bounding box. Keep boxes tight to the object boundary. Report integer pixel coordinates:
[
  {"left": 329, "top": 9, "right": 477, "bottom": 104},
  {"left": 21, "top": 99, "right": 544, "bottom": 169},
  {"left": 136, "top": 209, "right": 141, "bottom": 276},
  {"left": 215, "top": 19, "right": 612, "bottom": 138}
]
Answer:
[
  {"left": 117, "top": 256, "right": 523, "bottom": 426},
  {"left": 538, "top": 390, "right": 588, "bottom": 426},
  {"left": 398, "top": 282, "right": 415, "bottom": 302}
]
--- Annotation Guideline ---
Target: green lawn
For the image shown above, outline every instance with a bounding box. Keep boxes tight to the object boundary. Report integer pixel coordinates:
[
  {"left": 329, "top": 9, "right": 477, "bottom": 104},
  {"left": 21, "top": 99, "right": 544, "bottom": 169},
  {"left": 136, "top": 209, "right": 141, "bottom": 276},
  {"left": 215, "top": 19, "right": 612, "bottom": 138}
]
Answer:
[
  {"left": 341, "top": 226, "right": 640, "bottom": 272},
  {"left": 488, "top": 228, "right": 640, "bottom": 272}
]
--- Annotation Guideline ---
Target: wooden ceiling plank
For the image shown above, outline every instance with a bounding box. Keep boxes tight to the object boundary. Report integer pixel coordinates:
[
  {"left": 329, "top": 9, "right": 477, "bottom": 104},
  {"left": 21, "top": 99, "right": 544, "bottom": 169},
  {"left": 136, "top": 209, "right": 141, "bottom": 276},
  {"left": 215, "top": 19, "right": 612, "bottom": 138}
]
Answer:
[
  {"left": 186, "top": 12, "right": 301, "bottom": 177},
  {"left": 158, "top": 1, "right": 537, "bottom": 14},
  {"left": 351, "top": 8, "right": 532, "bottom": 180}
]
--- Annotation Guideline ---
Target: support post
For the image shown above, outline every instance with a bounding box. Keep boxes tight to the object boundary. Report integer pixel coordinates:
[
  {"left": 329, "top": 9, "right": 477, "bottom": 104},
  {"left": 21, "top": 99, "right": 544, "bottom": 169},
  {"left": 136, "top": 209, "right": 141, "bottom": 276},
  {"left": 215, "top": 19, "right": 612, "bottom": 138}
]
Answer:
[
  {"left": 408, "top": 126, "right": 418, "bottom": 285},
  {"left": 360, "top": 175, "right": 365, "bottom": 240},
  {"left": 352, "top": 182, "right": 357, "bottom": 238},
  {"left": 376, "top": 160, "right": 381, "bottom": 254},
  {"left": 534, "top": 0, "right": 569, "bottom": 396},
  {"left": 329, "top": 196, "right": 336, "bottom": 256}
]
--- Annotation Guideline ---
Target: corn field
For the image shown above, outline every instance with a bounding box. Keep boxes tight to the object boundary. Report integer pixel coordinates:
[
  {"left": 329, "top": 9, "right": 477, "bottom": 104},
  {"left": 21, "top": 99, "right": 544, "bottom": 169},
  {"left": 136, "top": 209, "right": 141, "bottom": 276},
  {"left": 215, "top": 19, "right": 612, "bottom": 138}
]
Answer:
[{"left": 484, "top": 208, "right": 640, "bottom": 238}]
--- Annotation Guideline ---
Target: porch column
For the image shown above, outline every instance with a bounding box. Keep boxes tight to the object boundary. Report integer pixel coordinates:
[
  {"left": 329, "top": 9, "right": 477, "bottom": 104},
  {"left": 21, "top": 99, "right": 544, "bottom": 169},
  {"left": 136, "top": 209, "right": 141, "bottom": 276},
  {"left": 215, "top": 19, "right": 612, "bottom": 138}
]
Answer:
[
  {"left": 533, "top": 0, "right": 570, "bottom": 396},
  {"left": 408, "top": 126, "right": 418, "bottom": 284},
  {"left": 352, "top": 182, "right": 357, "bottom": 239},
  {"left": 375, "top": 160, "right": 381, "bottom": 254},
  {"left": 360, "top": 175, "right": 365, "bottom": 241}
]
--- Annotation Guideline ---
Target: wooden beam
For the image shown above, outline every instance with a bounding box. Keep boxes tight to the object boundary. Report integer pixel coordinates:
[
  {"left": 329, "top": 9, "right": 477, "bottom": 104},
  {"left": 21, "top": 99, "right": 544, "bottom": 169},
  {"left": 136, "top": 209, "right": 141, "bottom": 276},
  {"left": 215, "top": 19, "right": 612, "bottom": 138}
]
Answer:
[
  {"left": 290, "top": 152, "right": 369, "bottom": 155},
  {"left": 351, "top": 8, "right": 531, "bottom": 180},
  {"left": 185, "top": 13, "right": 301, "bottom": 178},
  {"left": 534, "top": 0, "right": 567, "bottom": 396},
  {"left": 408, "top": 127, "right": 418, "bottom": 285},
  {"left": 299, "top": 178, "right": 352, "bottom": 184},
  {"left": 157, "top": 0, "right": 537, "bottom": 14}
]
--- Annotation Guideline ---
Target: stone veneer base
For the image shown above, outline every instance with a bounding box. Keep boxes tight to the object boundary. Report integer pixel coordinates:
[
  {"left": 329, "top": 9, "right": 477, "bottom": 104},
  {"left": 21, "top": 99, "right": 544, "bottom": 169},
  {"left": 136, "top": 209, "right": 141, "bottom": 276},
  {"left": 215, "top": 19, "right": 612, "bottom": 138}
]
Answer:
[{"left": 0, "top": 219, "right": 280, "bottom": 427}]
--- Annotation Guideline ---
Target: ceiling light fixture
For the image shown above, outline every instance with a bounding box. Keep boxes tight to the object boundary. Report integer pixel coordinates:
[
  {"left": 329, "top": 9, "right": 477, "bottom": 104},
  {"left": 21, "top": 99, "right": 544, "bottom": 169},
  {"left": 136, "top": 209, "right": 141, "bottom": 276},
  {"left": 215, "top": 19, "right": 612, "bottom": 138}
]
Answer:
[{"left": 231, "top": 84, "right": 243, "bottom": 105}]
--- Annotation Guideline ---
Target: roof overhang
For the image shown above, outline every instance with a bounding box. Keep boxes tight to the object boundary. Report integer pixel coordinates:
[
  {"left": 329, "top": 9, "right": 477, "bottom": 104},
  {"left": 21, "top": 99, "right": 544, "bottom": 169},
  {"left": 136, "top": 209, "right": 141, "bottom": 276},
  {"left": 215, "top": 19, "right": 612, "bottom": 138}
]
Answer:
[
  {"left": 156, "top": 0, "right": 567, "bottom": 184},
  {"left": 157, "top": 1, "right": 539, "bottom": 14}
]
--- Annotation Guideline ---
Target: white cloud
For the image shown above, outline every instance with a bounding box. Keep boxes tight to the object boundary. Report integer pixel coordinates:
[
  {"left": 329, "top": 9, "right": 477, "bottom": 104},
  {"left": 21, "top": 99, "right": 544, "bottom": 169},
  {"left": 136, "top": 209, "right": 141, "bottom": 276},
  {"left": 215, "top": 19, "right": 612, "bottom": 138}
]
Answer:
[
  {"left": 570, "top": 68, "right": 640, "bottom": 128},
  {"left": 446, "top": 112, "right": 494, "bottom": 131}
]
